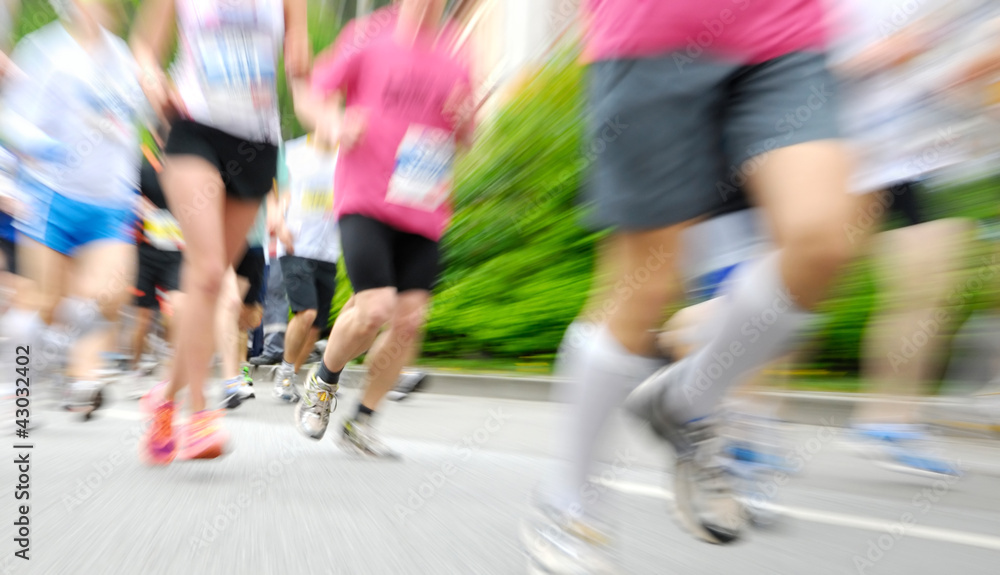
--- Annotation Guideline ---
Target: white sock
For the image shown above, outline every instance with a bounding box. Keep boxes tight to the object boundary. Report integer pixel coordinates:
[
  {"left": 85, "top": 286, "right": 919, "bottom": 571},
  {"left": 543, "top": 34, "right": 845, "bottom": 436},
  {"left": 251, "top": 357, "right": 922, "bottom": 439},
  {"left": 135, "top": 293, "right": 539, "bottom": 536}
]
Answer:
[
  {"left": 550, "top": 325, "right": 665, "bottom": 515},
  {"left": 668, "top": 253, "right": 813, "bottom": 422},
  {"left": 279, "top": 360, "right": 294, "bottom": 376}
]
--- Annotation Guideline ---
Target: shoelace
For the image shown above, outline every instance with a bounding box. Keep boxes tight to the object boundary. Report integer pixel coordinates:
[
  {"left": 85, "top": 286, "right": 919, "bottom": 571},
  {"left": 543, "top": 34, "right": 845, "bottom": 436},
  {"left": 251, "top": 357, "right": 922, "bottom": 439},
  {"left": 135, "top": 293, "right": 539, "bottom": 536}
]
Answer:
[{"left": 305, "top": 378, "right": 335, "bottom": 408}]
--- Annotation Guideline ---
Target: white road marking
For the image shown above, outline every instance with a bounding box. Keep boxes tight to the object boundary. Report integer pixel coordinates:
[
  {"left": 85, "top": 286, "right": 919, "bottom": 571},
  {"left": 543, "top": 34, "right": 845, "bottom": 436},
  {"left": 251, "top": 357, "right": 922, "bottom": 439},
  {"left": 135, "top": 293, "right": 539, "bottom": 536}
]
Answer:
[{"left": 595, "top": 478, "right": 1000, "bottom": 552}]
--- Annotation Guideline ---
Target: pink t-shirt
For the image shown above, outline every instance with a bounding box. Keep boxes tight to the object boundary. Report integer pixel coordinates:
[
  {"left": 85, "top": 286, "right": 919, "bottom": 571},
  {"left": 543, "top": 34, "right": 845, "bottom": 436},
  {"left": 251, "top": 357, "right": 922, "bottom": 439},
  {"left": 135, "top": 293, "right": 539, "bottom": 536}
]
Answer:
[
  {"left": 311, "top": 8, "right": 472, "bottom": 242},
  {"left": 584, "top": 0, "right": 829, "bottom": 64}
]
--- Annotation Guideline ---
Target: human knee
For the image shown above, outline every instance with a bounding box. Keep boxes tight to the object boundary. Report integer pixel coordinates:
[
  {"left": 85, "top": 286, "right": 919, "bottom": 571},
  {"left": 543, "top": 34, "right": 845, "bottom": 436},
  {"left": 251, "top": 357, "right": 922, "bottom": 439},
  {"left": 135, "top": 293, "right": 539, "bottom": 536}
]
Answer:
[
  {"left": 188, "top": 259, "right": 228, "bottom": 299},
  {"left": 296, "top": 308, "right": 318, "bottom": 326},
  {"left": 392, "top": 308, "right": 426, "bottom": 342},
  {"left": 784, "top": 216, "right": 853, "bottom": 273},
  {"left": 356, "top": 294, "right": 395, "bottom": 333}
]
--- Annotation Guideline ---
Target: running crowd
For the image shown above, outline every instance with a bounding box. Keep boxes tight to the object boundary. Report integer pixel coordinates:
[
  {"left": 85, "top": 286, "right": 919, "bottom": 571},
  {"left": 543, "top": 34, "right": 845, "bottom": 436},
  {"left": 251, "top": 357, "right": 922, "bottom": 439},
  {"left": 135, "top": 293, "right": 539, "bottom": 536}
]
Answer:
[{"left": 0, "top": 0, "right": 999, "bottom": 573}]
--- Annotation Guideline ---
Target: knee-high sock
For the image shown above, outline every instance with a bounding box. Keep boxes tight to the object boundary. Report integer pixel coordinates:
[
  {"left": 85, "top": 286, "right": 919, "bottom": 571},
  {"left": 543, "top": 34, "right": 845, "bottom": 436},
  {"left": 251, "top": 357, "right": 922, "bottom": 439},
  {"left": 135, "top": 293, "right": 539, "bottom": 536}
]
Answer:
[
  {"left": 668, "top": 253, "right": 813, "bottom": 422},
  {"left": 551, "top": 324, "right": 664, "bottom": 514}
]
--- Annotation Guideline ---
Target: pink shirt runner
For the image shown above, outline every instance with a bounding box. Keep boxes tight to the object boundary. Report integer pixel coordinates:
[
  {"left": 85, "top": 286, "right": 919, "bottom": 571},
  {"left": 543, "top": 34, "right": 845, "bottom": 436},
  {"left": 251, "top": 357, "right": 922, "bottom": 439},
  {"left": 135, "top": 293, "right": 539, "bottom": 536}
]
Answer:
[
  {"left": 311, "top": 8, "right": 471, "bottom": 242},
  {"left": 584, "top": 0, "right": 829, "bottom": 64}
]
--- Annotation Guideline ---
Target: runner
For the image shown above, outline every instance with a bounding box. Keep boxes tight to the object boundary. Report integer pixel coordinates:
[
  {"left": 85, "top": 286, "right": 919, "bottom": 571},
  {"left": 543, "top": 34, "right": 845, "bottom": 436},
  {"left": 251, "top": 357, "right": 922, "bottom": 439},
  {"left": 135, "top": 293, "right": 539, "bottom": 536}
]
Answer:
[
  {"left": 131, "top": 0, "right": 310, "bottom": 464},
  {"left": 272, "top": 133, "right": 340, "bottom": 403},
  {"left": 291, "top": 0, "right": 473, "bottom": 455},
  {"left": 0, "top": 0, "right": 147, "bottom": 420},
  {"left": 128, "top": 130, "right": 183, "bottom": 398},
  {"left": 830, "top": 0, "right": 988, "bottom": 478},
  {"left": 525, "top": 0, "right": 859, "bottom": 569}
]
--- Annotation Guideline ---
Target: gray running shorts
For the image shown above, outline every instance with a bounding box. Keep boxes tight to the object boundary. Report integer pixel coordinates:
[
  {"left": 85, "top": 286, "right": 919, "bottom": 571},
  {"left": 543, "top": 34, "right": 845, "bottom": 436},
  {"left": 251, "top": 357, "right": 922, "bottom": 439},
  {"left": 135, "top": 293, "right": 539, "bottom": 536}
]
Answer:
[{"left": 583, "top": 51, "right": 840, "bottom": 231}]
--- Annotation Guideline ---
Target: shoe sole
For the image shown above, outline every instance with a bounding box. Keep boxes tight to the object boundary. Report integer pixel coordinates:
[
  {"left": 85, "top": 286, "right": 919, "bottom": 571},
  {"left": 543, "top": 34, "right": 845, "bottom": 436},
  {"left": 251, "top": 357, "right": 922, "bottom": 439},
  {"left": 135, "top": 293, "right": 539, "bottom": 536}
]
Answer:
[
  {"left": 138, "top": 437, "right": 176, "bottom": 466},
  {"left": 221, "top": 394, "right": 243, "bottom": 410},
  {"left": 625, "top": 363, "right": 743, "bottom": 545}
]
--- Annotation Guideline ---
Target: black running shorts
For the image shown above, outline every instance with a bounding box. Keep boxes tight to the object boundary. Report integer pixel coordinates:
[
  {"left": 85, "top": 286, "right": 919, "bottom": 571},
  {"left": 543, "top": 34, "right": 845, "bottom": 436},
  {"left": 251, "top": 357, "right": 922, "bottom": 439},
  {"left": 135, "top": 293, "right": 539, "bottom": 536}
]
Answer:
[
  {"left": 338, "top": 214, "right": 439, "bottom": 293},
  {"left": 165, "top": 120, "right": 278, "bottom": 201},
  {"left": 280, "top": 255, "right": 338, "bottom": 329},
  {"left": 235, "top": 247, "right": 266, "bottom": 305},
  {"left": 135, "top": 243, "right": 182, "bottom": 309}
]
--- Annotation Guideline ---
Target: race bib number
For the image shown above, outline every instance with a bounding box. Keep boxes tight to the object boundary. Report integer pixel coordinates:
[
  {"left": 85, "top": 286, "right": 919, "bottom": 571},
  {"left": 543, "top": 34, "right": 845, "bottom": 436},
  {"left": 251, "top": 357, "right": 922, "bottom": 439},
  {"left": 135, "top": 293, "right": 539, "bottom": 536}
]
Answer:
[
  {"left": 144, "top": 210, "right": 184, "bottom": 251},
  {"left": 386, "top": 126, "right": 454, "bottom": 212},
  {"left": 300, "top": 188, "right": 333, "bottom": 214},
  {"left": 198, "top": 28, "right": 276, "bottom": 107}
]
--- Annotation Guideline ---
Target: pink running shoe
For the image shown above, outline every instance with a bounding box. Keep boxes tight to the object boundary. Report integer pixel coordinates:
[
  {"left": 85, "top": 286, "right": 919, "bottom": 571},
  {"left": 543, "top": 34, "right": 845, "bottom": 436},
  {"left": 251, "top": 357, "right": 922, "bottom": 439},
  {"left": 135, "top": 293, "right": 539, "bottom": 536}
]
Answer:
[
  {"left": 139, "top": 381, "right": 168, "bottom": 417},
  {"left": 139, "top": 399, "right": 177, "bottom": 466},
  {"left": 178, "top": 410, "right": 230, "bottom": 460}
]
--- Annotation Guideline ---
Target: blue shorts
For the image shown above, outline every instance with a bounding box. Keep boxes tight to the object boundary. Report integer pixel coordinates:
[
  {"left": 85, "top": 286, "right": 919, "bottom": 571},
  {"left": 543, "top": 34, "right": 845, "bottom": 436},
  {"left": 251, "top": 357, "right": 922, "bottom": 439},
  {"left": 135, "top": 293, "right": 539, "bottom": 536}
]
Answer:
[{"left": 15, "top": 179, "right": 136, "bottom": 256}]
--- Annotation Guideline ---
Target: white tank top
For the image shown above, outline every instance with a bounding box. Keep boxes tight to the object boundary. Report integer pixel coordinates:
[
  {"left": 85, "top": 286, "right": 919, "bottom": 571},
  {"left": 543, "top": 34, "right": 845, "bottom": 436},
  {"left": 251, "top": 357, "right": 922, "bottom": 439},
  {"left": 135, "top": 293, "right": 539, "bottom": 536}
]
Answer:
[{"left": 171, "top": 0, "right": 284, "bottom": 144}]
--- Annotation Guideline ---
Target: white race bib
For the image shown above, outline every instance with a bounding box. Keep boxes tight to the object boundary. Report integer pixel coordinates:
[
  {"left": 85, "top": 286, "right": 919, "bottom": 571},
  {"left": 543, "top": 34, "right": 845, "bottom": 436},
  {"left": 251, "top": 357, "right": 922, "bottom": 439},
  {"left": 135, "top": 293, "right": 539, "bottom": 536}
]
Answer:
[
  {"left": 386, "top": 126, "right": 454, "bottom": 212},
  {"left": 197, "top": 28, "right": 276, "bottom": 108}
]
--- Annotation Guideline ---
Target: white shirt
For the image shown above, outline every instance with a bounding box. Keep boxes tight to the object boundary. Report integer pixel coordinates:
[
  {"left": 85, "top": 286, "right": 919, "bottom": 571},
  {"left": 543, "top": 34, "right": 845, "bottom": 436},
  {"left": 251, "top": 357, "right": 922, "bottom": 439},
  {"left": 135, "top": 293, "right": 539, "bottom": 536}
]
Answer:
[
  {"left": 171, "top": 0, "right": 285, "bottom": 144},
  {"left": 277, "top": 136, "right": 340, "bottom": 263},
  {"left": 1, "top": 23, "right": 146, "bottom": 207}
]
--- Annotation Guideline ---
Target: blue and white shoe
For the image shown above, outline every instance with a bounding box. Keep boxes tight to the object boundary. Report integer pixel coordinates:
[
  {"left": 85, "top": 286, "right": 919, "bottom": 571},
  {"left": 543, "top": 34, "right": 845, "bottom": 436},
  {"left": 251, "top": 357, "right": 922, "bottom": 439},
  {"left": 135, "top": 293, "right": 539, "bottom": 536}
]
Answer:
[{"left": 851, "top": 424, "right": 962, "bottom": 478}]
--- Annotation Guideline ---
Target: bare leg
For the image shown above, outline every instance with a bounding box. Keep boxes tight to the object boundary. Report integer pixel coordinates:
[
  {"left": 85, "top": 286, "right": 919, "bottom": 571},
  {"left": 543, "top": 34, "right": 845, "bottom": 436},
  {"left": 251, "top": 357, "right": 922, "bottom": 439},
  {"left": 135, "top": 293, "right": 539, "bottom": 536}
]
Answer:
[
  {"left": 359, "top": 290, "right": 429, "bottom": 411},
  {"left": 131, "top": 307, "right": 154, "bottom": 370},
  {"left": 284, "top": 309, "right": 317, "bottom": 369},
  {"left": 162, "top": 156, "right": 261, "bottom": 412},
  {"left": 294, "top": 327, "right": 320, "bottom": 373},
  {"left": 320, "top": 288, "right": 395, "bottom": 373}
]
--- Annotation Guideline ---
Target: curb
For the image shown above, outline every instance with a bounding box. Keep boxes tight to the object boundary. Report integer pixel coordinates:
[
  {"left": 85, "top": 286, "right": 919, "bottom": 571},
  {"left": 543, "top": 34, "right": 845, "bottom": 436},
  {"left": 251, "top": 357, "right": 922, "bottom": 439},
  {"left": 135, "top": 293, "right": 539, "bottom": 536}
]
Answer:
[{"left": 245, "top": 365, "right": 992, "bottom": 434}]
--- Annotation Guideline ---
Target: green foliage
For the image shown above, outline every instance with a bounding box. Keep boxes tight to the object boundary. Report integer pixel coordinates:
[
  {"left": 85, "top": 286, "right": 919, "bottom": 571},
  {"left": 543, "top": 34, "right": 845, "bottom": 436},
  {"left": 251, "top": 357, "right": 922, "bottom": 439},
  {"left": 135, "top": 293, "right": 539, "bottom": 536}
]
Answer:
[{"left": 422, "top": 49, "right": 598, "bottom": 358}]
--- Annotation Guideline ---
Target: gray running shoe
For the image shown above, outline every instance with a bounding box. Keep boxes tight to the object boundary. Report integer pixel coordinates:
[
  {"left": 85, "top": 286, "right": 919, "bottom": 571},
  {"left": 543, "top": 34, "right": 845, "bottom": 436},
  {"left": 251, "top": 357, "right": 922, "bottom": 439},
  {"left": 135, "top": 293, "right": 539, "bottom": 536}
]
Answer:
[
  {"left": 294, "top": 367, "right": 338, "bottom": 439},
  {"left": 340, "top": 418, "right": 399, "bottom": 459},
  {"left": 272, "top": 369, "right": 300, "bottom": 403},
  {"left": 624, "top": 361, "right": 746, "bottom": 544}
]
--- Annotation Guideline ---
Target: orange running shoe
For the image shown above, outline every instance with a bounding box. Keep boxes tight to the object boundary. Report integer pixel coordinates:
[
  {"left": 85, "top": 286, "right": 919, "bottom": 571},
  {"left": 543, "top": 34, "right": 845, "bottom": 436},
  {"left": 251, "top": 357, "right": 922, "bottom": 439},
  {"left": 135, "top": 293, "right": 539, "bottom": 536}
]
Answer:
[
  {"left": 178, "top": 410, "right": 230, "bottom": 460},
  {"left": 139, "top": 400, "right": 177, "bottom": 466}
]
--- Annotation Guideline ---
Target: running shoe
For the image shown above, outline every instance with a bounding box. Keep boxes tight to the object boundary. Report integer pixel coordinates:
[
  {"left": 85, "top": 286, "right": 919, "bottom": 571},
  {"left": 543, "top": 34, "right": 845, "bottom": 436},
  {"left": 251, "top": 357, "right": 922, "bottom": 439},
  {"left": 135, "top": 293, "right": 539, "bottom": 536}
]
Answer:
[
  {"left": 220, "top": 377, "right": 244, "bottom": 410},
  {"left": 387, "top": 370, "right": 428, "bottom": 402},
  {"left": 623, "top": 361, "right": 745, "bottom": 544},
  {"left": 521, "top": 502, "right": 620, "bottom": 575},
  {"left": 724, "top": 441, "right": 785, "bottom": 528},
  {"left": 340, "top": 418, "right": 400, "bottom": 459},
  {"left": 241, "top": 365, "right": 255, "bottom": 388},
  {"left": 294, "top": 367, "right": 338, "bottom": 439},
  {"left": 272, "top": 370, "right": 300, "bottom": 403},
  {"left": 139, "top": 380, "right": 168, "bottom": 417},
  {"left": 62, "top": 380, "right": 105, "bottom": 421},
  {"left": 178, "top": 409, "right": 229, "bottom": 460},
  {"left": 139, "top": 399, "right": 177, "bottom": 466},
  {"left": 849, "top": 424, "right": 962, "bottom": 478}
]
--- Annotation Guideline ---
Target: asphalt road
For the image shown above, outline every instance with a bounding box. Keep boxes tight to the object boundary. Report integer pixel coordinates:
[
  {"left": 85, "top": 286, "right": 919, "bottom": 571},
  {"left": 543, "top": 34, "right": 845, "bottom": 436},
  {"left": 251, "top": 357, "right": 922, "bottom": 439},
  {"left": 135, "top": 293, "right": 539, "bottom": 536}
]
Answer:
[{"left": 1, "top": 380, "right": 999, "bottom": 575}]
